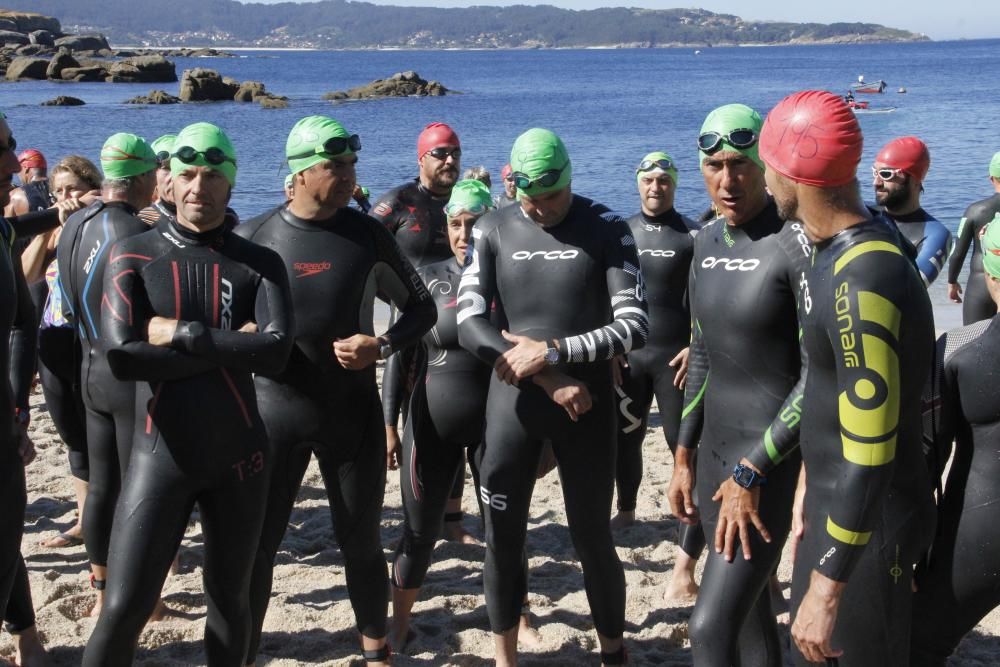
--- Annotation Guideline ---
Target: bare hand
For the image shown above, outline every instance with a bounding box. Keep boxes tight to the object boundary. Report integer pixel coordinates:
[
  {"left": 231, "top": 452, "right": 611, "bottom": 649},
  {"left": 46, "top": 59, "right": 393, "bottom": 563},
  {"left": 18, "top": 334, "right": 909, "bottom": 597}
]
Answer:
[
  {"left": 238, "top": 321, "right": 258, "bottom": 333},
  {"left": 532, "top": 369, "right": 592, "bottom": 421},
  {"left": 147, "top": 316, "right": 178, "bottom": 346},
  {"left": 947, "top": 282, "right": 962, "bottom": 304},
  {"left": 611, "top": 355, "right": 627, "bottom": 388},
  {"left": 333, "top": 334, "right": 380, "bottom": 370},
  {"left": 494, "top": 330, "right": 548, "bottom": 385},
  {"left": 669, "top": 347, "right": 690, "bottom": 389},
  {"left": 385, "top": 425, "right": 402, "bottom": 471},
  {"left": 667, "top": 447, "right": 699, "bottom": 525},
  {"left": 790, "top": 463, "right": 807, "bottom": 563},
  {"left": 712, "top": 474, "right": 771, "bottom": 562},
  {"left": 791, "top": 571, "right": 845, "bottom": 663},
  {"left": 17, "top": 426, "right": 35, "bottom": 466},
  {"left": 54, "top": 197, "right": 86, "bottom": 224}
]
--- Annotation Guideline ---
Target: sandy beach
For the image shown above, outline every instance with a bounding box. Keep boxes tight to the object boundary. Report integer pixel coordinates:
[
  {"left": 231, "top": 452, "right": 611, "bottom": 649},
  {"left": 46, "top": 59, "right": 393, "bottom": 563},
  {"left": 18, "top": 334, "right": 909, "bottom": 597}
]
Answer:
[{"left": 3, "top": 354, "right": 998, "bottom": 666}]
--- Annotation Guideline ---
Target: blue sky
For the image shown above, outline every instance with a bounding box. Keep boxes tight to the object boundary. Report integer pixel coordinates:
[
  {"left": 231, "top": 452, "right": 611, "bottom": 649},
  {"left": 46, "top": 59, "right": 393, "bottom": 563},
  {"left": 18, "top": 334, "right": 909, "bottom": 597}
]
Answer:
[{"left": 244, "top": 1, "right": 997, "bottom": 40}]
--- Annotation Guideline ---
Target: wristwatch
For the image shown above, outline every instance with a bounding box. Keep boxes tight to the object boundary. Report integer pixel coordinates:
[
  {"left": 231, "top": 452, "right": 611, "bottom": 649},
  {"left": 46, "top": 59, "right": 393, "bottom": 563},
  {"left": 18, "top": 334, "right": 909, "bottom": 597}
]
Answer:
[
  {"left": 377, "top": 336, "right": 393, "bottom": 360},
  {"left": 732, "top": 463, "right": 767, "bottom": 489},
  {"left": 544, "top": 340, "right": 560, "bottom": 365}
]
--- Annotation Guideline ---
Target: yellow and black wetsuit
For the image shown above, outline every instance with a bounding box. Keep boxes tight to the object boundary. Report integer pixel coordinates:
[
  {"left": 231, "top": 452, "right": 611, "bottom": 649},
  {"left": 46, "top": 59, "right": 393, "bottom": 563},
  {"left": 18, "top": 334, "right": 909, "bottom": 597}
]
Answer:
[{"left": 792, "top": 216, "right": 936, "bottom": 666}]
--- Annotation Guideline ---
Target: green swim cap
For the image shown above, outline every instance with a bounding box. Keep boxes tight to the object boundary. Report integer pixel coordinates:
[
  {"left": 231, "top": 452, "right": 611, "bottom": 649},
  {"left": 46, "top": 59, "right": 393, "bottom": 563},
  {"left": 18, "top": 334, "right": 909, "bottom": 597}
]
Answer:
[
  {"left": 699, "top": 103, "right": 763, "bottom": 169},
  {"left": 982, "top": 216, "right": 1000, "bottom": 279},
  {"left": 990, "top": 152, "right": 1000, "bottom": 179},
  {"left": 445, "top": 179, "right": 493, "bottom": 217},
  {"left": 151, "top": 134, "right": 176, "bottom": 157},
  {"left": 510, "top": 128, "right": 572, "bottom": 198},
  {"left": 100, "top": 132, "right": 157, "bottom": 180},
  {"left": 170, "top": 122, "right": 237, "bottom": 187},
  {"left": 637, "top": 151, "right": 678, "bottom": 185},
  {"left": 286, "top": 115, "right": 357, "bottom": 177}
]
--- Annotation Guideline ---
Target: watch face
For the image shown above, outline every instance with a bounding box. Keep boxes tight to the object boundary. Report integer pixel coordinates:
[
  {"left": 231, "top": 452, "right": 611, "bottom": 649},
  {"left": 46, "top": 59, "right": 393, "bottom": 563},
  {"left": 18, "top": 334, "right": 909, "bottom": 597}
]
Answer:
[
  {"left": 545, "top": 348, "right": 559, "bottom": 364},
  {"left": 733, "top": 466, "right": 754, "bottom": 487}
]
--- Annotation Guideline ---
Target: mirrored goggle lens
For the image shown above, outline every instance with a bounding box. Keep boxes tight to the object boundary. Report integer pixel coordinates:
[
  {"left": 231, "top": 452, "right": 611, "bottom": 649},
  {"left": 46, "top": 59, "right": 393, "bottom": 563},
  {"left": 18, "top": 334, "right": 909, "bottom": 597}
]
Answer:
[{"left": 637, "top": 158, "right": 674, "bottom": 173}]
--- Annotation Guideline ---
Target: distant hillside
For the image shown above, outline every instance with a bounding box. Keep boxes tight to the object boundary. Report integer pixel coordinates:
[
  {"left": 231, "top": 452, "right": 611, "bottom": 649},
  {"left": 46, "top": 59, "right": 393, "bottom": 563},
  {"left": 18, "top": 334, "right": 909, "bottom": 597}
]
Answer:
[{"left": 0, "top": 1, "right": 929, "bottom": 49}]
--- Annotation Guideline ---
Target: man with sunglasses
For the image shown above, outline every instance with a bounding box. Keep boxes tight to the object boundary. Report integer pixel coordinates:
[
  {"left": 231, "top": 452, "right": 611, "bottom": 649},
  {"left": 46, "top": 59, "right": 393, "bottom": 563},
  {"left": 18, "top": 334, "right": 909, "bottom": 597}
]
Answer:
[
  {"left": 496, "top": 163, "right": 517, "bottom": 209},
  {"left": 947, "top": 151, "right": 1000, "bottom": 324},
  {"left": 237, "top": 115, "right": 435, "bottom": 667},
  {"left": 56, "top": 132, "right": 159, "bottom": 617},
  {"left": 613, "top": 151, "right": 703, "bottom": 597},
  {"left": 83, "top": 122, "right": 293, "bottom": 666},
  {"left": 759, "top": 90, "right": 934, "bottom": 667},
  {"left": 667, "top": 103, "right": 811, "bottom": 665},
  {"left": 873, "top": 136, "right": 952, "bottom": 287},
  {"left": 457, "top": 127, "right": 647, "bottom": 666}
]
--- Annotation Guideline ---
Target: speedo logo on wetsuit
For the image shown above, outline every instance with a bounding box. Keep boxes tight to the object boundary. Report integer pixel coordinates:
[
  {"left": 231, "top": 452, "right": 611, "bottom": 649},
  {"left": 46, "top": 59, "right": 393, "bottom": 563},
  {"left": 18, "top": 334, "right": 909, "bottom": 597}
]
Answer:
[
  {"left": 638, "top": 249, "right": 676, "bottom": 259},
  {"left": 511, "top": 249, "right": 579, "bottom": 261},
  {"left": 700, "top": 256, "right": 760, "bottom": 271},
  {"left": 292, "top": 261, "right": 332, "bottom": 278}
]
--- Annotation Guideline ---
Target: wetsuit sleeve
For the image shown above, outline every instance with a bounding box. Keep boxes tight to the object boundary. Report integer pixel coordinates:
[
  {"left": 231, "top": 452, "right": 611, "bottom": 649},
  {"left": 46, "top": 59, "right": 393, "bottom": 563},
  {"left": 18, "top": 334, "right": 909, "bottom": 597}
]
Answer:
[
  {"left": 169, "top": 249, "right": 294, "bottom": 376},
  {"left": 457, "top": 225, "right": 508, "bottom": 365},
  {"left": 371, "top": 221, "right": 436, "bottom": 350},
  {"left": 7, "top": 228, "right": 36, "bottom": 412},
  {"left": 814, "top": 246, "right": 910, "bottom": 582},
  {"left": 676, "top": 317, "right": 707, "bottom": 449},
  {"left": 369, "top": 192, "right": 401, "bottom": 233},
  {"left": 923, "top": 333, "right": 959, "bottom": 488},
  {"left": 381, "top": 342, "right": 407, "bottom": 426},
  {"left": 558, "top": 216, "right": 649, "bottom": 362},
  {"left": 947, "top": 208, "right": 977, "bottom": 284},
  {"left": 102, "top": 246, "right": 220, "bottom": 381},
  {"left": 914, "top": 219, "right": 953, "bottom": 287},
  {"left": 11, "top": 208, "right": 61, "bottom": 240}
]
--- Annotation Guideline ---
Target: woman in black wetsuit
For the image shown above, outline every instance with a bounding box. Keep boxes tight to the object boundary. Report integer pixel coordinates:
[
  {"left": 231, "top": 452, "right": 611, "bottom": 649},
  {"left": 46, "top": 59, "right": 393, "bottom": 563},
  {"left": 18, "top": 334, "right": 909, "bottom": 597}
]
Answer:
[
  {"left": 946, "top": 154, "right": 1000, "bottom": 324},
  {"left": 911, "top": 221, "right": 1000, "bottom": 665},
  {"left": 82, "top": 122, "right": 293, "bottom": 666}
]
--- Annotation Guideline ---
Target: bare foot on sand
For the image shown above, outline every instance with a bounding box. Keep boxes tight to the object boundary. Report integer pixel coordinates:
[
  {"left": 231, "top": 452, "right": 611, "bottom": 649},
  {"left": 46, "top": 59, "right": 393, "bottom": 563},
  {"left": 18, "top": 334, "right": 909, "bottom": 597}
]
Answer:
[
  {"left": 443, "top": 521, "right": 482, "bottom": 545},
  {"left": 610, "top": 511, "right": 635, "bottom": 531},
  {"left": 518, "top": 613, "right": 543, "bottom": 649}
]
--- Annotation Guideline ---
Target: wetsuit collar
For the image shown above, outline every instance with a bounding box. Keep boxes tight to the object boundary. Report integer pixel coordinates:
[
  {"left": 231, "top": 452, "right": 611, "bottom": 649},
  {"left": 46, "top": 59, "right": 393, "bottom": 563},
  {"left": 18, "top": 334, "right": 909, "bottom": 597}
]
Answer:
[
  {"left": 156, "top": 199, "right": 177, "bottom": 216},
  {"left": 640, "top": 208, "right": 680, "bottom": 225},
  {"left": 883, "top": 206, "right": 929, "bottom": 224},
  {"left": 726, "top": 198, "right": 782, "bottom": 241},
  {"left": 278, "top": 204, "right": 340, "bottom": 231},
  {"left": 415, "top": 178, "right": 450, "bottom": 201},
  {"left": 102, "top": 200, "right": 140, "bottom": 216},
  {"left": 166, "top": 213, "right": 227, "bottom": 246}
]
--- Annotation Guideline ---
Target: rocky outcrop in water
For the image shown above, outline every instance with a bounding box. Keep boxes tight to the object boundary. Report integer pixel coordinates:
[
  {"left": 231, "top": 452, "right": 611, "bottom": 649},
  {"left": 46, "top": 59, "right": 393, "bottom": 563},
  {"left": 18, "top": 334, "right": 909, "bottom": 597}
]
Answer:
[
  {"left": 41, "top": 95, "right": 85, "bottom": 106},
  {"left": 125, "top": 90, "right": 182, "bottom": 105},
  {"left": 323, "top": 71, "right": 450, "bottom": 101}
]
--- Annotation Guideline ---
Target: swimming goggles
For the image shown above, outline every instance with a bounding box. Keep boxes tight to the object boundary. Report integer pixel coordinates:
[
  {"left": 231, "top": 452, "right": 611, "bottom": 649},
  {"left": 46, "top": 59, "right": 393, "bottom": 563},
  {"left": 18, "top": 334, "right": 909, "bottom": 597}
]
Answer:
[
  {"left": 872, "top": 166, "right": 904, "bottom": 181},
  {"left": 511, "top": 162, "right": 569, "bottom": 191},
  {"left": 445, "top": 201, "right": 491, "bottom": 217},
  {"left": 173, "top": 146, "right": 236, "bottom": 166},
  {"left": 155, "top": 150, "right": 171, "bottom": 166},
  {"left": 287, "top": 134, "right": 361, "bottom": 160},
  {"left": 636, "top": 158, "right": 675, "bottom": 174},
  {"left": 426, "top": 147, "right": 462, "bottom": 160},
  {"left": 697, "top": 129, "right": 758, "bottom": 155}
]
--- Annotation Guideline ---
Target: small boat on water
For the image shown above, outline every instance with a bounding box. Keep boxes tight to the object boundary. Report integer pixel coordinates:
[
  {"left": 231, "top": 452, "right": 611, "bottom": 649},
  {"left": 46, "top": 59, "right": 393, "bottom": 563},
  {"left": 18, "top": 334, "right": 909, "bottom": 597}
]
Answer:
[
  {"left": 843, "top": 95, "right": 897, "bottom": 114},
  {"left": 850, "top": 75, "right": 887, "bottom": 94}
]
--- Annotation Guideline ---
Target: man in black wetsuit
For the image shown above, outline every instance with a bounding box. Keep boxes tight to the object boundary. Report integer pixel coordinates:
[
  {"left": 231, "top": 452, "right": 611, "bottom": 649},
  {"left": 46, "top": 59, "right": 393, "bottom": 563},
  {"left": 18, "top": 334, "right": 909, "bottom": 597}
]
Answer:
[
  {"left": 56, "top": 132, "right": 158, "bottom": 615},
  {"left": 873, "top": 136, "right": 952, "bottom": 287},
  {"left": 0, "top": 110, "right": 45, "bottom": 664},
  {"left": 612, "top": 151, "right": 704, "bottom": 599},
  {"left": 946, "top": 151, "right": 1000, "bottom": 324},
  {"left": 457, "top": 128, "right": 648, "bottom": 666},
  {"left": 83, "top": 122, "right": 294, "bottom": 666},
  {"left": 137, "top": 133, "right": 177, "bottom": 226},
  {"left": 910, "top": 221, "right": 1000, "bottom": 665},
  {"left": 760, "top": 90, "right": 935, "bottom": 666},
  {"left": 4, "top": 149, "right": 51, "bottom": 218},
  {"left": 495, "top": 163, "right": 517, "bottom": 209},
  {"left": 238, "top": 115, "right": 435, "bottom": 666},
  {"left": 666, "top": 104, "right": 809, "bottom": 666}
]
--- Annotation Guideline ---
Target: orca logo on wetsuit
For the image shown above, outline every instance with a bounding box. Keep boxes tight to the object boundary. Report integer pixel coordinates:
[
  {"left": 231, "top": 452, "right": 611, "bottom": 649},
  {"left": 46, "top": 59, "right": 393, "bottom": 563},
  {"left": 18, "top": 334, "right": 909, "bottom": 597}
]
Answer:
[
  {"left": 220, "top": 278, "right": 234, "bottom": 329},
  {"left": 292, "top": 261, "right": 332, "bottom": 278},
  {"left": 511, "top": 250, "right": 580, "bottom": 261},
  {"left": 701, "top": 256, "right": 761, "bottom": 272},
  {"left": 638, "top": 249, "right": 677, "bottom": 259}
]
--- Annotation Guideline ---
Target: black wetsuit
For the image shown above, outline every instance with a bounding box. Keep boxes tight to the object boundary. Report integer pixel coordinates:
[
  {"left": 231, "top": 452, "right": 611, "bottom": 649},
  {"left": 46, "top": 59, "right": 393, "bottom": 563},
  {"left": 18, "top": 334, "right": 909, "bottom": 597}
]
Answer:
[
  {"left": 457, "top": 195, "right": 648, "bottom": 638},
  {"left": 948, "top": 194, "right": 1000, "bottom": 324},
  {"left": 0, "top": 217, "right": 38, "bottom": 636},
  {"left": 881, "top": 207, "right": 953, "bottom": 287},
  {"left": 678, "top": 201, "right": 810, "bottom": 666},
  {"left": 139, "top": 199, "right": 240, "bottom": 232},
  {"left": 792, "top": 217, "right": 935, "bottom": 667},
  {"left": 82, "top": 217, "right": 293, "bottom": 667},
  {"left": 910, "top": 316, "right": 1000, "bottom": 665},
  {"left": 235, "top": 205, "right": 434, "bottom": 661},
  {"left": 616, "top": 209, "right": 699, "bottom": 517},
  {"left": 57, "top": 201, "right": 148, "bottom": 572},
  {"left": 389, "top": 257, "right": 494, "bottom": 589}
]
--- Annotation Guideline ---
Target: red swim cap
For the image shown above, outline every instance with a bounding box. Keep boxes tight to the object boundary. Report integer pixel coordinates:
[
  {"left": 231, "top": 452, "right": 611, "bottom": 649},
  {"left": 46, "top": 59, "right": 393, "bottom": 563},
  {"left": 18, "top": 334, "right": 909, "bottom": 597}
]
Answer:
[
  {"left": 501, "top": 163, "right": 512, "bottom": 180},
  {"left": 759, "top": 90, "right": 863, "bottom": 187},
  {"left": 876, "top": 136, "right": 930, "bottom": 182},
  {"left": 417, "top": 122, "right": 460, "bottom": 158},
  {"left": 17, "top": 149, "right": 46, "bottom": 169}
]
